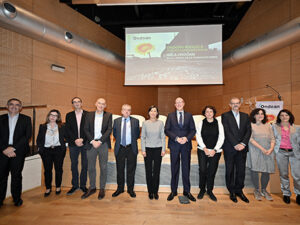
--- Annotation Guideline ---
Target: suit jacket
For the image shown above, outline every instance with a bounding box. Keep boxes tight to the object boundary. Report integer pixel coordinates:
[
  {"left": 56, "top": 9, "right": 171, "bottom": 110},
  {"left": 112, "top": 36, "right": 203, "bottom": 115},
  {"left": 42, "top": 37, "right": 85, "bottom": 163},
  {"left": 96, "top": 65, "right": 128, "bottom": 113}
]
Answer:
[
  {"left": 113, "top": 116, "right": 140, "bottom": 156},
  {"left": 84, "top": 111, "right": 112, "bottom": 149},
  {"left": 0, "top": 113, "right": 32, "bottom": 156},
  {"left": 36, "top": 124, "right": 66, "bottom": 152},
  {"left": 221, "top": 111, "right": 251, "bottom": 153},
  {"left": 165, "top": 111, "right": 196, "bottom": 150},
  {"left": 65, "top": 110, "right": 88, "bottom": 147}
]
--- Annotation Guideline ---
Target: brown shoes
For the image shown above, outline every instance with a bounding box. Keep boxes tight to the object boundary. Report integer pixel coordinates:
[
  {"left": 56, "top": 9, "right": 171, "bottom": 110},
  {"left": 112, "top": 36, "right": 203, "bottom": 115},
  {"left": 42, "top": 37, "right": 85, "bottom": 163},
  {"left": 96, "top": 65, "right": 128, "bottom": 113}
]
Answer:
[
  {"left": 81, "top": 188, "right": 96, "bottom": 199},
  {"left": 98, "top": 189, "right": 105, "bottom": 200}
]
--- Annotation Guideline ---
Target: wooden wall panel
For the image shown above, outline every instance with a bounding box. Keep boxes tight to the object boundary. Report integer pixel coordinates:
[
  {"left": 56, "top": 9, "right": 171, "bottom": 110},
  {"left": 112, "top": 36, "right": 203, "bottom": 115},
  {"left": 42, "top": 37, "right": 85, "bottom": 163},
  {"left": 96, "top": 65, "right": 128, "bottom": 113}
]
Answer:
[
  {"left": 32, "top": 80, "right": 77, "bottom": 107},
  {"left": 223, "top": 0, "right": 291, "bottom": 54},
  {"left": 292, "top": 82, "right": 300, "bottom": 105},
  {"left": 157, "top": 87, "right": 180, "bottom": 115},
  {"left": 0, "top": 75, "right": 31, "bottom": 105},
  {"left": 250, "top": 47, "right": 291, "bottom": 89},
  {"left": 33, "top": 56, "right": 77, "bottom": 87},
  {"left": 291, "top": 42, "right": 300, "bottom": 83},
  {"left": 76, "top": 87, "right": 107, "bottom": 108}
]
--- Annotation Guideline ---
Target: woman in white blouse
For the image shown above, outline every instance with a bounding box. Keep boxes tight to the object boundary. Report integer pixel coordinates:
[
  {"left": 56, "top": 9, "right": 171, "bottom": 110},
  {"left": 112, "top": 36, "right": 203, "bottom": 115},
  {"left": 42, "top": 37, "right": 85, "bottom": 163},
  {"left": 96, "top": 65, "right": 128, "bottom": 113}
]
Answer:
[
  {"left": 141, "top": 105, "right": 165, "bottom": 200},
  {"left": 37, "top": 109, "right": 66, "bottom": 197},
  {"left": 196, "top": 106, "right": 224, "bottom": 202}
]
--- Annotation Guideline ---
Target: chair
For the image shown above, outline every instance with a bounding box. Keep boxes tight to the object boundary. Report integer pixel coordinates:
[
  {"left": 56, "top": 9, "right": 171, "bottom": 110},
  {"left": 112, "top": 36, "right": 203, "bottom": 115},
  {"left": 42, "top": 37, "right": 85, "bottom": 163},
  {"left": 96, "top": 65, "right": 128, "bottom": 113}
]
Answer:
[
  {"left": 158, "top": 115, "right": 167, "bottom": 125},
  {"left": 130, "top": 115, "right": 145, "bottom": 127}
]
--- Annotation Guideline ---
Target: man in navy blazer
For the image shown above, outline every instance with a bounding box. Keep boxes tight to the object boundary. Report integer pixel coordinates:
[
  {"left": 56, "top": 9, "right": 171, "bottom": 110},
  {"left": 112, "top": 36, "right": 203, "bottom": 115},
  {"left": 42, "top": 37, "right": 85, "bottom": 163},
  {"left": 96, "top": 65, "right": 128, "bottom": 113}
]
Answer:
[
  {"left": 112, "top": 104, "right": 140, "bottom": 198},
  {"left": 222, "top": 97, "right": 251, "bottom": 203},
  {"left": 0, "top": 98, "right": 32, "bottom": 207},
  {"left": 165, "top": 97, "right": 196, "bottom": 201},
  {"left": 65, "top": 97, "right": 88, "bottom": 195},
  {"left": 81, "top": 98, "right": 112, "bottom": 200}
]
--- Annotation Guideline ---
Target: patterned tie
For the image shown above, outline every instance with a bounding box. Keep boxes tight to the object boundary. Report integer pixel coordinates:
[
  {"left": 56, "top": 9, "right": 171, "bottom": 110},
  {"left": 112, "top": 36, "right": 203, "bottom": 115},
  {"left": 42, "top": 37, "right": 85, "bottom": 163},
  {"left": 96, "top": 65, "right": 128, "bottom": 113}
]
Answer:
[
  {"left": 121, "top": 118, "right": 126, "bottom": 146},
  {"left": 179, "top": 112, "right": 183, "bottom": 128}
]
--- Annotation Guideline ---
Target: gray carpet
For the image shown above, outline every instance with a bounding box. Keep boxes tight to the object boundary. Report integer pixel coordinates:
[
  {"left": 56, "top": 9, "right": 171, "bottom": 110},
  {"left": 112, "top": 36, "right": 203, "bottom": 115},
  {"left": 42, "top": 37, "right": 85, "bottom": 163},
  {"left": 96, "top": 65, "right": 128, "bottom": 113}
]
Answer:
[{"left": 106, "top": 162, "right": 253, "bottom": 188}]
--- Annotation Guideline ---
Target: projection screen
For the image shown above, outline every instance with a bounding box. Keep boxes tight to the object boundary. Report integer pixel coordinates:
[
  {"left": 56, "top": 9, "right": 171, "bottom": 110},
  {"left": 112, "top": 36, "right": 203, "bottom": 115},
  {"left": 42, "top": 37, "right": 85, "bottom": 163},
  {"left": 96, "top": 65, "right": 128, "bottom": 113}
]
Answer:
[{"left": 125, "top": 25, "right": 223, "bottom": 85}]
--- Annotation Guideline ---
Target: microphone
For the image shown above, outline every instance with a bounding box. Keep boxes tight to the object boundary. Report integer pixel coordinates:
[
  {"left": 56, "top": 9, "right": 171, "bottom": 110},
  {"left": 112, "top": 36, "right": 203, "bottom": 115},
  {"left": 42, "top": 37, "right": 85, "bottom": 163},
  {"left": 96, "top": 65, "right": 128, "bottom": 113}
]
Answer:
[{"left": 265, "top": 84, "right": 282, "bottom": 101}]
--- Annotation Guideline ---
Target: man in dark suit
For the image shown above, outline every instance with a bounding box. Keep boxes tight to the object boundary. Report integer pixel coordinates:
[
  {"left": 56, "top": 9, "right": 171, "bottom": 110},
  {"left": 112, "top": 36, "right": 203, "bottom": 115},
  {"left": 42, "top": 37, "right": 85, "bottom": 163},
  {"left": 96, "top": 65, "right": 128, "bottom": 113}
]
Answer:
[
  {"left": 222, "top": 97, "right": 251, "bottom": 203},
  {"left": 65, "top": 97, "right": 88, "bottom": 195},
  {"left": 165, "top": 97, "right": 196, "bottom": 201},
  {"left": 0, "top": 98, "right": 32, "bottom": 207},
  {"left": 81, "top": 98, "right": 112, "bottom": 200},
  {"left": 112, "top": 104, "right": 140, "bottom": 198}
]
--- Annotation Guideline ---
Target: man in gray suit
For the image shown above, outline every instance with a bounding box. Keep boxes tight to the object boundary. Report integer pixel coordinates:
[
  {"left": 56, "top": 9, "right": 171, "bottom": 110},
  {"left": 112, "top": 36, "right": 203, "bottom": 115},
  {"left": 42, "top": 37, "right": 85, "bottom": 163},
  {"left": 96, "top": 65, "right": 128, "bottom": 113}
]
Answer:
[
  {"left": 81, "top": 98, "right": 112, "bottom": 200},
  {"left": 112, "top": 104, "right": 140, "bottom": 198}
]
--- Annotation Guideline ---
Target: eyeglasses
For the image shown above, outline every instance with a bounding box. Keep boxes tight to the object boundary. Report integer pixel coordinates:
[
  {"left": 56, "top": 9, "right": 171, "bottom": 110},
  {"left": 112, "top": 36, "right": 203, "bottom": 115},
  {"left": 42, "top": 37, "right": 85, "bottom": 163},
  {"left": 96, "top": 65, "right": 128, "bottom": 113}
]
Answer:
[
  {"left": 50, "top": 114, "right": 58, "bottom": 117},
  {"left": 8, "top": 103, "right": 21, "bottom": 107}
]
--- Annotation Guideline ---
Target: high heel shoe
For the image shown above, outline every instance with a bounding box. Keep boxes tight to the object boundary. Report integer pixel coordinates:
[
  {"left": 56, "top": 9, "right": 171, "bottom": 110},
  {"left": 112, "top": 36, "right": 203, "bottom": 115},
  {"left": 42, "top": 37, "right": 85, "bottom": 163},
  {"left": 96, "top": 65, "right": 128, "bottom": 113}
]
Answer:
[
  {"left": 56, "top": 187, "right": 61, "bottom": 195},
  {"left": 44, "top": 189, "right": 51, "bottom": 197}
]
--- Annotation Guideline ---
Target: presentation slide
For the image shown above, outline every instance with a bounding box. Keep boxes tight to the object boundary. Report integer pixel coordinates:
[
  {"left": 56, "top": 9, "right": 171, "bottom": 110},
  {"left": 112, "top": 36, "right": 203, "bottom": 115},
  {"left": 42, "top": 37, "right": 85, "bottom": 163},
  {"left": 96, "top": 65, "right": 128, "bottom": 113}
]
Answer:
[{"left": 125, "top": 25, "right": 223, "bottom": 85}]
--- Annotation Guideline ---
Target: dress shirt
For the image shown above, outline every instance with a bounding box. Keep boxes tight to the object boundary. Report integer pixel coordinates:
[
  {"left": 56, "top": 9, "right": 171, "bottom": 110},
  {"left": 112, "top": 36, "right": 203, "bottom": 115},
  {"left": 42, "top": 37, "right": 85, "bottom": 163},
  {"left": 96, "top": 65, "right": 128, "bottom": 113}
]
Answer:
[
  {"left": 121, "top": 117, "right": 131, "bottom": 145},
  {"left": 176, "top": 110, "right": 184, "bottom": 125},
  {"left": 75, "top": 109, "right": 83, "bottom": 138},
  {"left": 94, "top": 111, "right": 103, "bottom": 140},
  {"left": 45, "top": 123, "right": 61, "bottom": 147},
  {"left": 232, "top": 110, "right": 240, "bottom": 129},
  {"left": 8, "top": 113, "right": 19, "bottom": 145}
]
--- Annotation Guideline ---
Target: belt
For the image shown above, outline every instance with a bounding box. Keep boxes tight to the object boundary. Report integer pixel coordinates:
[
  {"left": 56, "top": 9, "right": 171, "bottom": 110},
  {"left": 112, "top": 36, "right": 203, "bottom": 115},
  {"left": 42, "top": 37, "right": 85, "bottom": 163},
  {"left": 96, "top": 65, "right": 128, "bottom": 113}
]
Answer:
[
  {"left": 120, "top": 144, "right": 131, "bottom": 148},
  {"left": 280, "top": 148, "right": 293, "bottom": 152},
  {"left": 45, "top": 146, "right": 60, "bottom": 149}
]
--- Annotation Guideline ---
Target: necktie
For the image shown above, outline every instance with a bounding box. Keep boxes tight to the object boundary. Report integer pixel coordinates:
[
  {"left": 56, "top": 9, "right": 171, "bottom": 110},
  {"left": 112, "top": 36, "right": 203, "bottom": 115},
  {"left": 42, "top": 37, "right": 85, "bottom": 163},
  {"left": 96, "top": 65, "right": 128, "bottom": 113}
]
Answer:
[
  {"left": 179, "top": 112, "right": 183, "bottom": 128},
  {"left": 121, "top": 118, "right": 126, "bottom": 146}
]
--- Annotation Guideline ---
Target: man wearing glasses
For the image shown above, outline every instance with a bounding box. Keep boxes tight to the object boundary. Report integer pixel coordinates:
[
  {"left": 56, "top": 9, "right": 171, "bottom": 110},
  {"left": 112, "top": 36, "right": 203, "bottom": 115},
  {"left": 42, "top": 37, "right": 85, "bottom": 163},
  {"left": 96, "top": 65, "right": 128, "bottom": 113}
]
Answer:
[
  {"left": 0, "top": 98, "right": 32, "bottom": 207},
  {"left": 222, "top": 97, "right": 251, "bottom": 203},
  {"left": 65, "top": 97, "right": 88, "bottom": 195}
]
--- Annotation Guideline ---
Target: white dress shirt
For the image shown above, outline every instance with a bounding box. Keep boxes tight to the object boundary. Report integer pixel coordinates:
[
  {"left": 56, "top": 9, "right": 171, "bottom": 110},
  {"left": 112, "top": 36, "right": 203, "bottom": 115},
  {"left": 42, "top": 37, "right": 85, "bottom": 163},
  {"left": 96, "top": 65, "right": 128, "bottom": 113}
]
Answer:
[
  {"left": 232, "top": 110, "right": 240, "bottom": 129},
  {"left": 8, "top": 113, "right": 19, "bottom": 145},
  {"left": 94, "top": 111, "right": 104, "bottom": 140},
  {"left": 176, "top": 110, "right": 184, "bottom": 125}
]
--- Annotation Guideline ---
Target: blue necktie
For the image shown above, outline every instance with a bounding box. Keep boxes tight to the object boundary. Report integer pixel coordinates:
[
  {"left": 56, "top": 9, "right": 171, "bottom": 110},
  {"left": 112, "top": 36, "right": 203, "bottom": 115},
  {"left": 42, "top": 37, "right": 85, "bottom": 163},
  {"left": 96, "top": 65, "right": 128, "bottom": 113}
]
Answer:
[
  {"left": 121, "top": 118, "right": 126, "bottom": 146},
  {"left": 179, "top": 112, "right": 183, "bottom": 128}
]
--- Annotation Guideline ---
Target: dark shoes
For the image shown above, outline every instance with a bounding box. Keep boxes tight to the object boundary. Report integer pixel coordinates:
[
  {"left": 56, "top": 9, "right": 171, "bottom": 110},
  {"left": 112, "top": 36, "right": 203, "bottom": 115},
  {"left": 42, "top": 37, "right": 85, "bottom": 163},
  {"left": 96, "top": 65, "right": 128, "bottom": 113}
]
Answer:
[
  {"left": 44, "top": 189, "right": 51, "bottom": 197},
  {"left": 236, "top": 192, "right": 249, "bottom": 203},
  {"left": 167, "top": 192, "right": 178, "bottom": 201},
  {"left": 80, "top": 187, "right": 88, "bottom": 193},
  {"left": 128, "top": 190, "right": 136, "bottom": 198},
  {"left": 81, "top": 188, "right": 96, "bottom": 199},
  {"left": 229, "top": 192, "right": 237, "bottom": 203},
  {"left": 207, "top": 191, "right": 217, "bottom": 202},
  {"left": 148, "top": 193, "right": 153, "bottom": 200},
  {"left": 283, "top": 195, "right": 291, "bottom": 204},
  {"left": 154, "top": 193, "right": 159, "bottom": 200},
  {"left": 98, "top": 189, "right": 105, "bottom": 200},
  {"left": 67, "top": 187, "right": 79, "bottom": 195},
  {"left": 183, "top": 192, "right": 196, "bottom": 202},
  {"left": 56, "top": 188, "right": 61, "bottom": 195},
  {"left": 197, "top": 190, "right": 206, "bottom": 199},
  {"left": 112, "top": 189, "right": 124, "bottom": 197},
  {"left": 296, "top": 195, "right": 300, "bottom": 205},
  {"left": 14, "top": 199, "right": 23, "bottom": 207}
]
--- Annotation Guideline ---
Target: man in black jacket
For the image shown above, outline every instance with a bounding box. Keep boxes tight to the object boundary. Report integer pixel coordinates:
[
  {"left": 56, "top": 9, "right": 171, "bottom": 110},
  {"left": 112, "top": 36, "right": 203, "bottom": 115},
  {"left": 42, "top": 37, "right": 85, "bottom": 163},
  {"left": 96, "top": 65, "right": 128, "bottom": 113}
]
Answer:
[
  {"left": 65, "top": 97, "right": 88, "bottom": 195},
  {"left": 0, "top": 98, "right": 32, "bottom": 207},
  {"left": 222, "top": 97, "right": 251, "bottom": 203}
]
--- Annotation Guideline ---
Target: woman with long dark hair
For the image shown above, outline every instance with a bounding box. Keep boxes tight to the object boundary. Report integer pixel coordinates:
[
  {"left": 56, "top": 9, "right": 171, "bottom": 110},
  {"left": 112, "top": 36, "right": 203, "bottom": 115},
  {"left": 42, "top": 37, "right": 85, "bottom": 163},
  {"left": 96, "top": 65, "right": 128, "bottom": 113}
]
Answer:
[
  {"left": 141, "top": 105, "right": 165, "bottom": 200},
  {"left": 273, "top": 109, "right": 300, "bottom": 205},
  {"left": 37, "top": 109, "right": 66, "bottom": 197}
]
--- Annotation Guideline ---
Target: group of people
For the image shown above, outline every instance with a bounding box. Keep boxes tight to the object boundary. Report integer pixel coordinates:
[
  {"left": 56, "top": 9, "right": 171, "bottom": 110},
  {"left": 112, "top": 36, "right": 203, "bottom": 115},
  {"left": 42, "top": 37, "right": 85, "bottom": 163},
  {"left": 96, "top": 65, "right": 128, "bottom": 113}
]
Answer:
[{"left": 0, "top": 96, "right": 300, "bottom": 208}]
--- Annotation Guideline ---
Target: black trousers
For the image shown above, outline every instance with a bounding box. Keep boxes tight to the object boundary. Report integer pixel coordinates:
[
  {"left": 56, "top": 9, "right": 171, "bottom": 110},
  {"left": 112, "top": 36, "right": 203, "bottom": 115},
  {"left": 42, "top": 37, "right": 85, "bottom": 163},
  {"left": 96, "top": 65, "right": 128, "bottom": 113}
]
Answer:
[
  {"left": 0, "top": 153, "right": 25, "bottom": 203},
  {"left": 223, "top": 149, "right": 247, "bottom": 194},
  {"left": 144, "top": 147, "right": 162, "bottom": 194},
  {"left": 116, "top": 145, "right": 137, "bottom": 191},
  {"left": 40, "top": 147, "right": 66, "bottom": 189},
  {"left": 69, "top": 145, "right": 88, "bottom": 188},
  {"left": 197, "top": 149, "right": 221, "bottom": 192}
]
